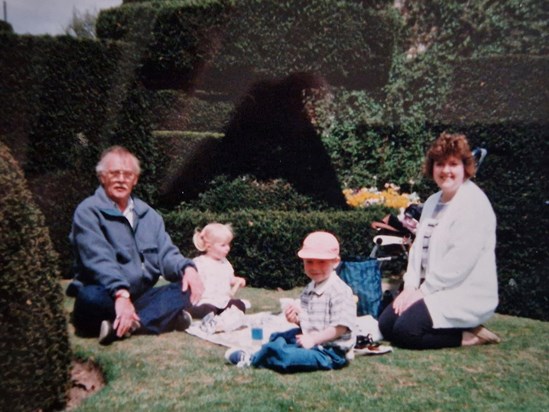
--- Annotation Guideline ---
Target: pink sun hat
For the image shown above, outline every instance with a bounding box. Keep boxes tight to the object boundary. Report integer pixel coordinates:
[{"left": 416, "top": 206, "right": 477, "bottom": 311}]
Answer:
[{"left": 297, "top": 231, "right": 340, "bottom": 260}]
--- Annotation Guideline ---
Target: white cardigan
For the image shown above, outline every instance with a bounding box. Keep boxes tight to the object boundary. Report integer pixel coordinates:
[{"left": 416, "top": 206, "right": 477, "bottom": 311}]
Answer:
[{"left": 403, "top": 180, "right": 498, "bottom": 329}]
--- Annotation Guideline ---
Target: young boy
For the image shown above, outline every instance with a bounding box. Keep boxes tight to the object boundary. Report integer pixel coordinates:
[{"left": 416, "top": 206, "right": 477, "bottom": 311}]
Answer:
[{"left": 225, "top": 231, "right": 356, "bottom": 372}]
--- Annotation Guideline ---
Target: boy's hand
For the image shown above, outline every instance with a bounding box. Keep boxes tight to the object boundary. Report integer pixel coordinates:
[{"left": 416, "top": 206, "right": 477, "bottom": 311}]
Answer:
[
  {"left": 296, "top": 333, "right": 316, "bottom": 349},
  {"left": 297, "top": 326, "right": 347, "bottom": 349},
  {"left": 284, "top": 303, "right": 301, "bottom": 324}
]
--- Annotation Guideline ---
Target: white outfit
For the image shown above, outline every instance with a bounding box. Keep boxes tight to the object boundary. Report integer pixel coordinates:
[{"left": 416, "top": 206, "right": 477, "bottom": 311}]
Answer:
[
  {"left": 403, "top": 180, "right": 498, "bottom": 329},
  {"left": 193, "top": 255, "right": 235, "bottom": 309}
]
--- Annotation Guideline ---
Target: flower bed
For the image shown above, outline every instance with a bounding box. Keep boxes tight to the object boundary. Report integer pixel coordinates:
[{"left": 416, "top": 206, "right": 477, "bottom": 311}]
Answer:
[{"left": 343, "top": 183, "right": 420, "bottom": 210}]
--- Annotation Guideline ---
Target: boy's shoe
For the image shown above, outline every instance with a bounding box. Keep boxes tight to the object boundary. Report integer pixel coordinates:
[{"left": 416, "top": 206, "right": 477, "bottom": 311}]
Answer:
[
  {"left": 98, "top": 320, "right": 117, "bottom": 346},
  {"left": 355, "top": 334, "right": 374, "bottom": 349},
  {"left": 354, "top": 334, "right": 393, "bottom": 356},
  {"left": 354, "top": 343, "right": 393, "bottom": 356},
  {"left": 175, "top": 310, "right": 193, "bottom": 332},
  {"left": 224, "top": 348, "right": 251, "bottom": 368}
]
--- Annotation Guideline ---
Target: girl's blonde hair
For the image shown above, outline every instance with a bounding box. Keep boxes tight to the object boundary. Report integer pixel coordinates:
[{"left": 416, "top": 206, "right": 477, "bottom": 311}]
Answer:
[{"left": 192, "top": 223, "right": 234, "bottom": 252}]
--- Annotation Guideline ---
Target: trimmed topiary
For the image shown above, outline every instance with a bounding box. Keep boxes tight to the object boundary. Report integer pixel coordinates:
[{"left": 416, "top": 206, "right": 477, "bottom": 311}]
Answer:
[
  {"left": 0, "top": 20, "right": 13, "bottom": 33},
  {"left": 177, "top": 175, "right": 332, "bottom": 212},
  {"left": 0, "top": 142, "right": 71, "bottom": 412}
]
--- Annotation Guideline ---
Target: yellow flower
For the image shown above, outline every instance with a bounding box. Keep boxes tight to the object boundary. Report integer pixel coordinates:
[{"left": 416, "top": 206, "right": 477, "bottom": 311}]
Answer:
[{"left": 343, "top": 184, "right": 420, "bottom": 209}]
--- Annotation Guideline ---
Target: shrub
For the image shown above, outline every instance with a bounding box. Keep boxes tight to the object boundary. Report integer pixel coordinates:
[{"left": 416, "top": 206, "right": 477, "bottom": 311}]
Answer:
[
  {"left": 314, "top": 88, "right": 432, "bottom": 190},
  {"left": 164, "top": 207, "right": 390, "bottom": 289},
  {"left": 0, "top": 143, "right": 71, "bottom": 411},
  {"left": 177, "top": 175, "right": 332, "bottom": 212}
]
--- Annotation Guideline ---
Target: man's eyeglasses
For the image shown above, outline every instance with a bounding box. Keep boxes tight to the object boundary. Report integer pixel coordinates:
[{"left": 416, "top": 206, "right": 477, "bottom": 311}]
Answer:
[{"left": 105, "top": 170, "right": 135, "bottom": 180}]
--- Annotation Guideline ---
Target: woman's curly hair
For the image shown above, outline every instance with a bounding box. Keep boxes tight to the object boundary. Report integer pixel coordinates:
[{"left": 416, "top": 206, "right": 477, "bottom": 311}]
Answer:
[{"left": 424, "top": 132, "right": 476, "bottom": 179}]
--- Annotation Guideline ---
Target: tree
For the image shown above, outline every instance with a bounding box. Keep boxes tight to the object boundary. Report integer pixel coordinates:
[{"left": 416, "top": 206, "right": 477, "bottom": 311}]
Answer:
[{"left": 64, "top": 8, "right": 97, "bottom": 39}]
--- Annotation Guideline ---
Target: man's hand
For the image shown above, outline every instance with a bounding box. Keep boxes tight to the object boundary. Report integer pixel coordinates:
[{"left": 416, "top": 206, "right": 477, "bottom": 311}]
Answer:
[
  {"left": 182, "top": 266, "right": 204, "bottom": 305},
  {"left": 393, "top": 288, "right": 423, "bottom": 315},
  {"left": 113, "top": 297, "right": 140, "bottom": 338}
]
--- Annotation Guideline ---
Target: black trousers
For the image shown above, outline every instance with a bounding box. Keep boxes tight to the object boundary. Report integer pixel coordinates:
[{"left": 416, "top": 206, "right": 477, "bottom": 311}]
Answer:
[
  {"left": 378, "top": 298, "right": 463, "bottom": 349},
  {"left": 72, "top": 282, "right": 190, "bottom": 336},
  {"left": 187, "top": 299, "right": 246, "bottom": 319}
]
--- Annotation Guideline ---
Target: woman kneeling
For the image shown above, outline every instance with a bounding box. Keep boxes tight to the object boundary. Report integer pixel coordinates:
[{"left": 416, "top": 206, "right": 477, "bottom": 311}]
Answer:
[{"left": 379, "top": 132, "right": 500, "bottom": 349}]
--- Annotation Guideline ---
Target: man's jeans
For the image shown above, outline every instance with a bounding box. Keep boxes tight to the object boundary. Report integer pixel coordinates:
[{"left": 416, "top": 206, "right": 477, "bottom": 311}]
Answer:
[
  {"left": 251, "top": 328, "right": 348, "bottom": 373},
  {"left": 72, "top": 282, "right": 190, "bottom": 336}
]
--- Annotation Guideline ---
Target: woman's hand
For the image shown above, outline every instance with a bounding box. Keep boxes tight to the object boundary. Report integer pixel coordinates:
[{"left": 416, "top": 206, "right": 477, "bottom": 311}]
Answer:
[{"left": 393, "top": 288, "right": 423, "bottom": 315}]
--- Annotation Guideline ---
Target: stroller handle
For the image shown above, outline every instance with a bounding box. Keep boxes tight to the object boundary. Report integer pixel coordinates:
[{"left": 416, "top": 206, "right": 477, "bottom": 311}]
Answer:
[{"left": 472, "top": 147, "right": 487, "bottom": 170}]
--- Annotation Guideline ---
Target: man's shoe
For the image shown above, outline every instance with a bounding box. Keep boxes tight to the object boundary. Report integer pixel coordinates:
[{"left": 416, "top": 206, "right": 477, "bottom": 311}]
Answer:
[
  {"left": 224, "top": 348, "right": 251, "bottom": 368},
  {"left": 98, "top": 320, "right": 117, "bottom": 346},
  {"left": 130, "top": 320, "right": 145, "bottom": 335},
  {"left": 65, "top": 280, "right": 83, "bottom": 297},
  {"left": 174, "top": 310, "right": 193, "bottom": 332}
]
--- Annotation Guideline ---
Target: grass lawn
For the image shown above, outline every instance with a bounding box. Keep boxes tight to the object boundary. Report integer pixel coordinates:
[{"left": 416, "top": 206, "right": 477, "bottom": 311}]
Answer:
[{"left": 64, "top": 282, "right": 549, "bottom": 411}]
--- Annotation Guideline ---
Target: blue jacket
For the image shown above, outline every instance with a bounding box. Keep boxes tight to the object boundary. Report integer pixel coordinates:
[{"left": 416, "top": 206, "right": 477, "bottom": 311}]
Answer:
[{"left": 69, "top": 186, "right": 194, "bottom": 298}]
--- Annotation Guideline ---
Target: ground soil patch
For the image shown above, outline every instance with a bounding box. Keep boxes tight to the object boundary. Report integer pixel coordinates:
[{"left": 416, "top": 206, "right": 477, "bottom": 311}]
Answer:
[{"left": 66, "top": 358, "right": 105, "bottom": 410}]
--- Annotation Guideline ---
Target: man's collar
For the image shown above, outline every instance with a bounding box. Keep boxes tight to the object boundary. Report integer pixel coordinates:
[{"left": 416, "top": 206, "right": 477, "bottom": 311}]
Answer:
[{"left": 120, "top": 197, "right": 134, "bottom": 214}]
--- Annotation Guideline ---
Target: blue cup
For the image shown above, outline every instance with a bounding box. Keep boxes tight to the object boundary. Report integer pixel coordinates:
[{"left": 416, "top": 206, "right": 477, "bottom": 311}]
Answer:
[{"left": 251, "top": 326, "right": 263, "bottom": 342}]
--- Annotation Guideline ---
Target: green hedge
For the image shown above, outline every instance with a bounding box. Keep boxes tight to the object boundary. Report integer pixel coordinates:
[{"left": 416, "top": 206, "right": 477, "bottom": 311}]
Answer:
[
  {"left": 0, "top": 34, "right": 166, "bottom": 273},
  {"left": 154, "top": 131, "right": 223, "bottom": 206},
  {"left": 97, "top": 0, "right": 396, "bottom": 93},
  {"left": 148, "top": 90, "right": 233, "bottom": 132},
  {"left": 164, "top": 208, "right": 390, "bottom": 289},
  {"left": 435, "top": 56, "right": 549, "bottom": 126},
  {"left": 400, "top": 0, "right": 549, "bottom": 58},
  {"left": 0, "top": 143, "right": 71, "bottom": 412}
]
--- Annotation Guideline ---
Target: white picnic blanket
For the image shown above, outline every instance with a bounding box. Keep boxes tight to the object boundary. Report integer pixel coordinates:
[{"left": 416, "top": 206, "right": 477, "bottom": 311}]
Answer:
[
  {"left": 185, "top": 308, "right": 383, "bottom": 352},
  {"left": 185, "top": 311, "right": 296, "bottom": 352}
]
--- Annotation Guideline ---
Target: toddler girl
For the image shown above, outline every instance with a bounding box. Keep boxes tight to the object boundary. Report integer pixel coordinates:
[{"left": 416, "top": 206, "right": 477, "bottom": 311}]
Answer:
[{"left": 187, "top": 223, "right": 247, "bottom": 319}]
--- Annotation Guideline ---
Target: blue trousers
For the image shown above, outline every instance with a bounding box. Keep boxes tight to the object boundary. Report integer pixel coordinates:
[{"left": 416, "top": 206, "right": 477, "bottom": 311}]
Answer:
[
  {"left": 378, "top": 299, "right": 463, "bottom": 349},
  {"left": 72, "top": 282, "right": 191, "bottom": 337},
  {"left": 251, "top": 328, "right": 348, "bottom": 373}
]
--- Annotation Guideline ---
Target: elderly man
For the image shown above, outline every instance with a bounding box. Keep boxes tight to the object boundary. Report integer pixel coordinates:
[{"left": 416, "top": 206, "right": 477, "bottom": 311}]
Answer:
[{"left": 67, "top": 146, "right": 204, "bottom": 345}]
